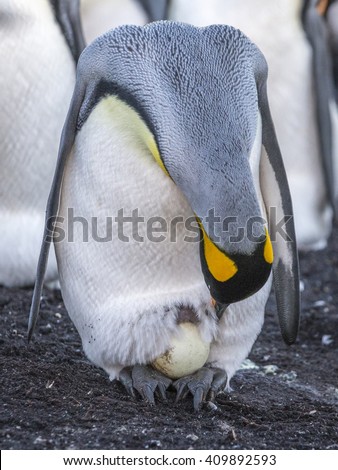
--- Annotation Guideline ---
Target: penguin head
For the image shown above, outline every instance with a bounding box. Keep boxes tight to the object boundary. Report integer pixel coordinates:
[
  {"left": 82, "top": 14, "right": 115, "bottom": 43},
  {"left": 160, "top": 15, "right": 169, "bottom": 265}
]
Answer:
[{"left": 74, "top": 22, "right": 273, "bottom": 306}]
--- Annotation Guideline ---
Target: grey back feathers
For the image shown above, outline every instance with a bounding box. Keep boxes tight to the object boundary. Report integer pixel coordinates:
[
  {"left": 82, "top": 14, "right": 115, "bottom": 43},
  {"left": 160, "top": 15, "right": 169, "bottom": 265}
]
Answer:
[{"left": 28, "top": 22, "right": 299, "bottom": 345}]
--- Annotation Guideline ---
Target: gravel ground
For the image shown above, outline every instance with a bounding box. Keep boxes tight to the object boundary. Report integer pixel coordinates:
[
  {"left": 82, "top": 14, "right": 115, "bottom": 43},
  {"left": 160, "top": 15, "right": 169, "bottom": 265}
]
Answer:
[{"left": 1, "top": 226, "right": 338, "bottom": 450}]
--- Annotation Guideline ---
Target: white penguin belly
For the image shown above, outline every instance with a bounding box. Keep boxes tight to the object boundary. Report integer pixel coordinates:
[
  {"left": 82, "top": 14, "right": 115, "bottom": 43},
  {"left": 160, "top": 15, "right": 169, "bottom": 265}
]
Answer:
[
  {"left": 169, "top": 0, "right": 332, "bottom": 250},
  {"left": 56, "top": 96, "right": 216, "bottom": 378},
  {"left": 0, "top": 0, "right": 75, "bottom": 286}
]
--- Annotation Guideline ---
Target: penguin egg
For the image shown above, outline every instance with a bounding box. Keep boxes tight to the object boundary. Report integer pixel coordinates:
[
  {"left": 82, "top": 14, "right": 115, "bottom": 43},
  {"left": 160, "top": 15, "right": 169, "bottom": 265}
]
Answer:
[{"left": 152, "top": 322, "right": 210, "bottom": 379}]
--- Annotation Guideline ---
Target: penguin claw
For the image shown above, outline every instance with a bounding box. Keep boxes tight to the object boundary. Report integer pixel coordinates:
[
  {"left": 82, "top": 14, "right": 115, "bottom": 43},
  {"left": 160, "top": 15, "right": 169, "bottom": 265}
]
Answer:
[
  {"left": 139, "top": 384, "right": 156, "bottom": 405},
  {"left": 193, "top": 387, "right": 205, "bottom": 411},
  {"left": 156, "top": 382, "right": 169, "bottom": 401},
  {"left": 119, "top": 365, "right": 172, "bottom": 405},
  {"left": 173, "top": 367, "right": 227, "bottom": 411},
  {"left": 119, "top": 365, "right": 226, "bottom": 409},
  {"left": 119, "top": 367, "right": 135, "bottom": 398},
  {"left": 174, "top": 382, "right": 190, "bottom": 403},
  {"left": 209, "top": 368, "right": 228, "bottom": 399}
]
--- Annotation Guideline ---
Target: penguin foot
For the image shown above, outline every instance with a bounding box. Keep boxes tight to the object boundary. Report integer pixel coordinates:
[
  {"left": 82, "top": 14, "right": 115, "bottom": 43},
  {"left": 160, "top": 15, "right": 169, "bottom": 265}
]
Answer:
[
  {"left": 173, "top": 367, "right": 227, "bottom": 411},
  {"left": 119, "top": 365, "right": 172, "bottom": 405}
]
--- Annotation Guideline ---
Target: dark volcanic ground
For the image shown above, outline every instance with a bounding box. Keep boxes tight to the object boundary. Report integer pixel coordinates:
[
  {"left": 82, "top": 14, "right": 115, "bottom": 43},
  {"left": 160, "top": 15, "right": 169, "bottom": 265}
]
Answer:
[{"left": 1, "top": 230, "right": 338, "bottom": 450}]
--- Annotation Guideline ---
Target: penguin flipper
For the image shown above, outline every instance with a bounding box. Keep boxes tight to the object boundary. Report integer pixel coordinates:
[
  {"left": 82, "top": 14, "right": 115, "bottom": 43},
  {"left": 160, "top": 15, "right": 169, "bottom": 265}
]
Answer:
[
  {"left": 256, "top": 65, "right": 300, "bottom": 345},
  {"left": 50, "top": 0, "right": 86, "bottom": 62},
  {"left": 302, "top": 0, "right": 336, "bottom": 209},
  {"left": 136, "top": 0, "right": 170, "bottom": 22},
  {"left": 28, "top": 82, "right": 86, "bottom": 341}
]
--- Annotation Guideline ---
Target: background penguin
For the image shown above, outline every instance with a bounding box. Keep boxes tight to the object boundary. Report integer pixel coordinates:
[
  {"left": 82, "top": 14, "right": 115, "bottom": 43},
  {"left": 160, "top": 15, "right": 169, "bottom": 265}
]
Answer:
[
  {"left": 315, "top": 0, "right": 338, "bottom": 200},
  {"left": 302, "top": 0, "right": 338, "bottom": 205},
  {"left": 80, "top": 0, "right": 169, "bottom": 44},
  {"left": 0, "top": 0, "right": 165, "bottom": 289},
  {"left": 325, "top": 0, "right": 338, "bottom": 98},
  {"left": 165, "top": 0, "right": 337, "bottom": 251},
  {"left": 29, "top": 22, "right": 300, "bottom": 409},
  {"left": 0, "top": 0, "right": 84, "bottom": 287},
  {"left": 315, "top": 0, "right": 338, "bottom": 97}
]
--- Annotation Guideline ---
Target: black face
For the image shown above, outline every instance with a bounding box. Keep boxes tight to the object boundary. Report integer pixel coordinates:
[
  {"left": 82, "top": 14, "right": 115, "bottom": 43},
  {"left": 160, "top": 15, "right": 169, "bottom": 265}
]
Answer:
[{"left": 200, "top": 236, "right": 273, "bottom": 305}]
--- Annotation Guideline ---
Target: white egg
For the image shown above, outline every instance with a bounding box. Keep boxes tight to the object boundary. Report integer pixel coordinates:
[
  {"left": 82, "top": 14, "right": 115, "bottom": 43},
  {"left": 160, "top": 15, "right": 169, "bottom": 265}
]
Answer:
[{"left": 152, "top": 322, "right": 210, "bottom": 379}]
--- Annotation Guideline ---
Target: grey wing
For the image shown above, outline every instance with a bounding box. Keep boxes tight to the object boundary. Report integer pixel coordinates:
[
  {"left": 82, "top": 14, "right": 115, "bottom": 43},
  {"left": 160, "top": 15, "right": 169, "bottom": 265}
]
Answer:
[
  {"left": 254, "top": 53, "right": 301, "bottom": 345},
  {"left": 28, "top": 78, "right": 86, "bottom": 341}
]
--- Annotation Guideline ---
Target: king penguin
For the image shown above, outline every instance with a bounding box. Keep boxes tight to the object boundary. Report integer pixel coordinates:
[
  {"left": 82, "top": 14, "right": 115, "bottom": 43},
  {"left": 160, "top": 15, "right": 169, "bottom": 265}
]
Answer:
[
  {"left": 325, "top": 0, "right": 338, "bottom": 98},
  {"left": 315, "top": 0, "right": 338, "bottom": 97},
  {"left": 0, "top": 0, "right": 85, "bottom": 287},
  {"left": 29, "top": 22, "right": 300, "bottom": 409},
  {"left": 167, "top": 0, "right": 338, "bottom": 251},
  {"left": 302, "top": 0, "right": 338, "bottom": 204}
]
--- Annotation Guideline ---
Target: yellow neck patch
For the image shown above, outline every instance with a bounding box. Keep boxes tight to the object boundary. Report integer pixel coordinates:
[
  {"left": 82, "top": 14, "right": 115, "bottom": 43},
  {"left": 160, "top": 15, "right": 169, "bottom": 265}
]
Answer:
[
  {"left": 100, "top": 95, "right": 169, "bottom": 176},
  {"left": 264, "top": 228, "right": 274, "bottom": 264},
  {"left": 143, "top": 132, "right": 169, "bottom": 177},
  {"left": 199, "top": 222, "right": 238, "bottom": 283}
]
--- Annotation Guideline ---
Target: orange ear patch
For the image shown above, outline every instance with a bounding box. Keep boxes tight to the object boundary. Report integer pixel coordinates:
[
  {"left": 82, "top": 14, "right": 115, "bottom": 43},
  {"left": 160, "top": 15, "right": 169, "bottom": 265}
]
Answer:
[
  {"left": 316, "top": 0, "right": 329, "bottom": 15},
  {"left": 264, "top": 229, "right": 274, "bottom": 264}
]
